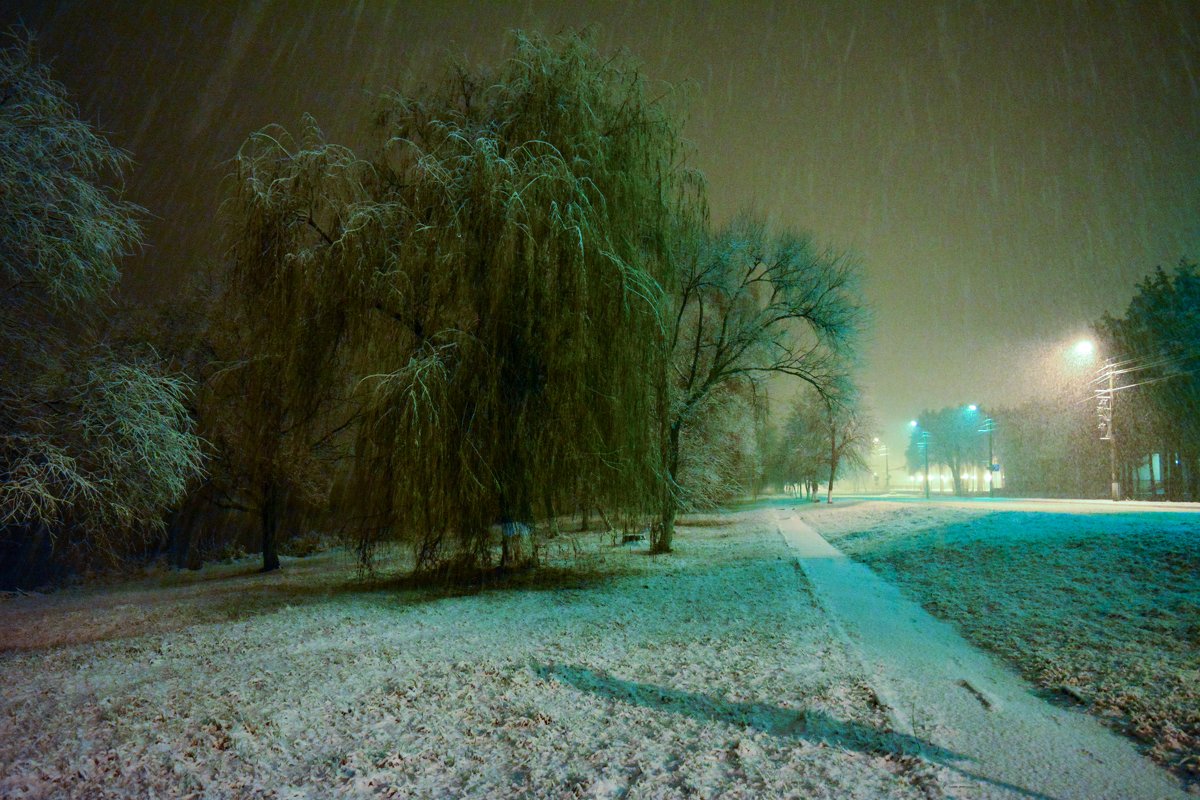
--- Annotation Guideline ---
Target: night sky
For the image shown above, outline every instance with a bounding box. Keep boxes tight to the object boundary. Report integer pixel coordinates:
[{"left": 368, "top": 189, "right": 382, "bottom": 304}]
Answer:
[{"left": 7, "top": 1, "right": 1198, "bottom": 458}]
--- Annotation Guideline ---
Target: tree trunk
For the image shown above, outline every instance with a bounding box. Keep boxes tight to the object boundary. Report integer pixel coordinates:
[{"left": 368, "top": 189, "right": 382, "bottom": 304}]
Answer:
[
  {"left": 1186, "top": 451, "right": 1199, "bottom": 501},
  {"left": 1165, "top": 446, "right": 1177, "bottom": 500},
  {"left": 825, "top": 401, "right": 838, "bottom": 503},
  {"left": 167, "top": 506, "right": 201, "bottom": 570},
  {"left": 826, "top": 410, "right": 838, "bottom": 503},
  {"left": 260, "top": 482, "right": 281, "bottom": 573},
  {"left": 500, "top": 523, "right": 533, "bottom": 570},
  {"left": 653, "top": 420, "right": 682, "bottom": 554},
  {"left": 0, "top": 521, "right": 57, "bottom": 590},
  {"left": 826, "top": 450, "right": 838, "bottom": 503}
]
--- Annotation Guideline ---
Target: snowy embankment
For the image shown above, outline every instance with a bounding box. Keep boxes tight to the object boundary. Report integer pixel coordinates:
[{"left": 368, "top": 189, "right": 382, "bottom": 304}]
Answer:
[
  {"left": 797, "top": 499, "right": 1200, "bottom": 790},
  {"left": 1, "top": 512, "right": 944, "bottom": 799}
]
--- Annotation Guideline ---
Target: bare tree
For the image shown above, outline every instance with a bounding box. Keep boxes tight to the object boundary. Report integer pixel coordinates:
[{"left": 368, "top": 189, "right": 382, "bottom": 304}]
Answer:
[
  {"left": 769, "top": 393, "right": 827, "bottom": 500},
  {"left": 658, "top": 216, "right": 864, "bottom": 551},
  {"left": 772, "top": 383, "right": 868, "bottom": 503},
  {"left": 819, "top": 383, "right": 873, "bottom": 503}
]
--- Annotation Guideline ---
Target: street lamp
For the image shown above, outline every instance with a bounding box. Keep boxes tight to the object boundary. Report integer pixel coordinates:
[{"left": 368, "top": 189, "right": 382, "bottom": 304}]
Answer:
[
  {"left": 964, "top": 407, "right": 984, "bottom": 494},
  {"left": 963, "top": 403, "right": 989, "bottom": 497},
  {"left": 979, "top": 415, "right": 996, "bottom": 498},
  {"left": 910, "top": 421, "right": 931, "bottom": 500},
  {"left": 873, "top": 437, "right": 890, "bottom": 493}
]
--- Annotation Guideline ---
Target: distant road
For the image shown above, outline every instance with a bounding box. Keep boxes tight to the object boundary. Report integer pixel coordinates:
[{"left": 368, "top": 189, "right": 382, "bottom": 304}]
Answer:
[{"left": 823, "top": 494, "right": 1200, "bottom": 515}]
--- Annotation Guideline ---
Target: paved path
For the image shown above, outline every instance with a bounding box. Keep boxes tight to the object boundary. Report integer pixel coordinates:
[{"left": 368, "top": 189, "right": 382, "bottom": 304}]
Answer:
[{"left": 775, "top": 509, "right": 1188, "bottom": 800}]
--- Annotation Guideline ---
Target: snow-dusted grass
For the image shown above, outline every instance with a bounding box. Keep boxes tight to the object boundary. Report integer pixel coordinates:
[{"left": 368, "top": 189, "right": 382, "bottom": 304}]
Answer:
[
  {"left": 0, "top": 512, "right": 943, "bottom": 799},
  {"left": 797, "top": 500, "right": 1200, "bottom": 786}
]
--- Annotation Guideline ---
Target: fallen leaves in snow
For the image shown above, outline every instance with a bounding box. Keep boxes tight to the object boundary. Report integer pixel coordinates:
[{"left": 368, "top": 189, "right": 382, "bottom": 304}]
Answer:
[{"left": 0, "top": 512, "right": 947, "bottom": 799}]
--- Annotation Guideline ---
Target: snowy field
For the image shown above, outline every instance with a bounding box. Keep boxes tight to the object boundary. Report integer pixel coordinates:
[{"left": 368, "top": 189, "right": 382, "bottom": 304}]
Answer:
[
  {"left": 1, "top": 511, "right": 951, "bottom": 799},
  {"left": 796, "top": 498, "right": 1200, "bottom": 789}
]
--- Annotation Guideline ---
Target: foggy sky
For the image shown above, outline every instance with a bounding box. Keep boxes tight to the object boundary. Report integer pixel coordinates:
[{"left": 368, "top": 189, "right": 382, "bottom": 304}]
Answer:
[{"left": 7, "top": 0, "right": 1198, "bottom": 461}]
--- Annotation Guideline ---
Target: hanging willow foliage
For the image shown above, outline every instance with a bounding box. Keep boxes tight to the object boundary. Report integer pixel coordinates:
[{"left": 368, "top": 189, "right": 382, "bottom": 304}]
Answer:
[
  {"left": 0, "top": 31, "right": 204, "bottom": 588},
  {"left": 346, "top": 32, "right": 703, "bottom": 572},
  {"left": 225, "top": 31, "right": 702, "bottom": 574},
  {"left": 217, "top": 116, "right": 372, "bottom": 570}
]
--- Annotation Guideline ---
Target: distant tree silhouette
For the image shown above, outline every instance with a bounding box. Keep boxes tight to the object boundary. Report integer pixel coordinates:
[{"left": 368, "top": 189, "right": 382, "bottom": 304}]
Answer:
[
  {"left": 769, "top": 382, "right": 869, "bottom": 503},
  {"left": 819, "top": 382, "right": 873, "bottom": 503},
  {"left": 771, "top": 389, "right": 829, "bottom": 500},
  {"left": 905, "top": 406, "right": 987, "bottom": 496},
  {"left": 990, "top": 399, "right": 1103, "bottom": 498}
]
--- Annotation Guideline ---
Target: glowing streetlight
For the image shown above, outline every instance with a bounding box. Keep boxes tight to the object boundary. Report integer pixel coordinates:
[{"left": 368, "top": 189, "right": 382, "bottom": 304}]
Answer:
[
  {"left": 873, "top": 437, "right": 890, "bottom": 493},
  {"left": 1073, "top": 339, "right": 1095, "bottom": 358}
]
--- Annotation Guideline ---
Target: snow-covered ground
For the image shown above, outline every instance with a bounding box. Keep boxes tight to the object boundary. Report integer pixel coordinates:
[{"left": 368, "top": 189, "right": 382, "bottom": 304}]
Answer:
[
  {"left": 794, "top": 497, "right": 1200, "bottom": 790},
  {"left": 1, "top": 512, "right": 948, "bottom": 799}
]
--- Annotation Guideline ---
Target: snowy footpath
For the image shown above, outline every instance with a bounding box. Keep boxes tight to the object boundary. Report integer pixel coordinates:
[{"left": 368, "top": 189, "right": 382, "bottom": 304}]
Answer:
[{"left": 775, "top": 508, "right": 1188, "bottom": 800}]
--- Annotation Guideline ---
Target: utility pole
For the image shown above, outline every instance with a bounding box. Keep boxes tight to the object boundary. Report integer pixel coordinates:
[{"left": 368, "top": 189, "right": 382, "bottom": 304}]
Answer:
[
  {"left": 884, "top": 447, "right": 890, "bottom": 493},
  {"left": 988, "top": 422, "right": 994, "bottom": 498},
  {"left": 873, "top": 437, "right": 890, "bottom": 494},
  {"left": 979, "top": 416, "right": 996, "bottom": 498},
  {"left": 1097, "top": 357, "right": 1120, "bottom": 501}
]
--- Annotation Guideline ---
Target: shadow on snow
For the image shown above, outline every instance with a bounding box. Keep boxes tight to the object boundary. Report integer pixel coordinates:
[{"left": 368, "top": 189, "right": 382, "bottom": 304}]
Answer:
[{"left": 537, "top": 663, "right": 1060, "bottom": 800}]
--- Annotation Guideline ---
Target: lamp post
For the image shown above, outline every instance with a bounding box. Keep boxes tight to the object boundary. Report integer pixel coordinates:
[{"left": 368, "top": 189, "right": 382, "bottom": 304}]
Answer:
[
  {"left": 966, "top": 405, "right": 996, "bottom": 498},
  {"left": 980, "top": 416, "right": 996, "bottom": 498},
  {"left": 963, "top": 404, "right": 993, "bottom": 497},
  {"left": 873, "top": 437, "right": 890, "bottom": 494},
  {"left": 923, "top": 431, "right": 931, "bottom": 499},
  {"left": 911, "top": 420, "right": 930, "bottom": 500}
]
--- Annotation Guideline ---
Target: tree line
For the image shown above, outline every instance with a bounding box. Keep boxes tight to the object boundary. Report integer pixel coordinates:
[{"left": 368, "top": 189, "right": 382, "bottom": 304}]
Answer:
[
  {"left": 905, "top": 260, "right": 1199, "bottom": 500},
  {"left": 0, "top": 30, "right": 867, "bottom": 588}
]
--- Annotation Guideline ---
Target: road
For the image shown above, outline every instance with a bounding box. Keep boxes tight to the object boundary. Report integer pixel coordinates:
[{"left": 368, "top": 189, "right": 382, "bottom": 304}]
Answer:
[{"left": 831, "top": 492, "right": 1200, "bottom": 514}]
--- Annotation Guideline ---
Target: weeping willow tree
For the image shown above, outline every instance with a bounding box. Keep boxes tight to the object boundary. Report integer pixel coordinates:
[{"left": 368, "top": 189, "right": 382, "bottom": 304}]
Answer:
[
  {"left": 349, "top": 32, "right": 702, "bottom": 572},
  {"left": 0, "top": 31, "right": 204, "bottom": 586},
  {"left": 225, "top": 31, "right": 700, "bottom": 575},
  {"left": 218, "top": 117, "right": 369, "bottom": 571}
]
